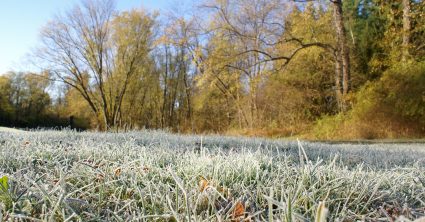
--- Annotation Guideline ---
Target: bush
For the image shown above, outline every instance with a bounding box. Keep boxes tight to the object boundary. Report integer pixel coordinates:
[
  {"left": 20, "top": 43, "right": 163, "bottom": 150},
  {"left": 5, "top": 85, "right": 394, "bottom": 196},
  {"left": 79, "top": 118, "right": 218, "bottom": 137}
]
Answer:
[{"left": 311, "top": 61, "right": 425, "bottom": 140}]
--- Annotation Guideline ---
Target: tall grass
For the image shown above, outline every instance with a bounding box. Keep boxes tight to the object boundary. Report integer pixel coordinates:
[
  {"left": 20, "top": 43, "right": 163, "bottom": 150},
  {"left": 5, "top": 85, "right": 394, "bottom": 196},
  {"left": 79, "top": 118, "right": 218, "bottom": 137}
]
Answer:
[{"left": 0, "top": 130, "right": 424, "bottom": 221}]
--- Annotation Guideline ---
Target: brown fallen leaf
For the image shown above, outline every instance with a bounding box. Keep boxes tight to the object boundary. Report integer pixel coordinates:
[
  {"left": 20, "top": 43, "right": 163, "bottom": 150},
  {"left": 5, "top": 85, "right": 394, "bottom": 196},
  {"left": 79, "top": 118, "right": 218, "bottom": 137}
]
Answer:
[
  {"left": 142, "top": 166, "right": 150, "bottom": 173},
  {"left": 114, "top": 168, "right": 122, "bottom": 177},
  {"left": 96, "top": 173, "right": 105, "bottom": 181},
  {"left": 199, "top": 176, "right": 209, "bottom": 192},
  {"left": 232, "top": 201, "right": 245, "bottom": 219}
]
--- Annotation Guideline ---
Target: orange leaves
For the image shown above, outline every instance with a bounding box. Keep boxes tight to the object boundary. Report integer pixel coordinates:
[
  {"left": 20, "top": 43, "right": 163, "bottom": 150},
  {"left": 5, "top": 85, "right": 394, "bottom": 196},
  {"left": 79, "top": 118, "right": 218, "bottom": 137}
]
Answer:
[
  {"left": 198, "top": 176, "right": 229, "bottom": 196},
  {"left": 232, "top": 201, "right": 246, "bottom": 219},
  {"left": 197, "top": 176, "right": 248, "bottom": 221},
  {"left": 199, "top": 176, "right": 209, "bottom": 192}
]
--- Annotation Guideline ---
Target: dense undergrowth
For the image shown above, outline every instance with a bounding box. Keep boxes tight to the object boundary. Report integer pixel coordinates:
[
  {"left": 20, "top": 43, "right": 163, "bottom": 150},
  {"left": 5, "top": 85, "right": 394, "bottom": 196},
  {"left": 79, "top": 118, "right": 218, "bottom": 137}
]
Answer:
[{"left": 0, "top": 130, "right": 424, "bottom": 221}]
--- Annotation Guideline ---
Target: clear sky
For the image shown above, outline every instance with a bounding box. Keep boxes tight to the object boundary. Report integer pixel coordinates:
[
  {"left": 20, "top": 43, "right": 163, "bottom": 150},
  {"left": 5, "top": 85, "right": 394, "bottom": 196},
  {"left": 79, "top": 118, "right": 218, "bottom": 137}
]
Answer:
[{"left": 0, "top": 0, "right": 187, "bottom": 74}]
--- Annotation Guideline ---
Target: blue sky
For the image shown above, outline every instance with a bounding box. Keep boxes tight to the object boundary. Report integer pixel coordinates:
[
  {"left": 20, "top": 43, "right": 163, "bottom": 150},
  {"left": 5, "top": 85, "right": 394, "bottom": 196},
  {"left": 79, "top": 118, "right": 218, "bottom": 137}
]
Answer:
[{"left": 0, "top": 0, "right": 187, "bottom": 74}]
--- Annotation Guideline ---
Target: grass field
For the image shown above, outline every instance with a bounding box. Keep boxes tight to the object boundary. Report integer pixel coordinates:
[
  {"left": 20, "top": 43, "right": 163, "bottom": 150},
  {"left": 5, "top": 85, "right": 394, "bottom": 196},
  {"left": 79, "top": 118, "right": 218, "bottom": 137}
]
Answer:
[{"left": 0, "top": 130, "right": 424, "bottom": 221}]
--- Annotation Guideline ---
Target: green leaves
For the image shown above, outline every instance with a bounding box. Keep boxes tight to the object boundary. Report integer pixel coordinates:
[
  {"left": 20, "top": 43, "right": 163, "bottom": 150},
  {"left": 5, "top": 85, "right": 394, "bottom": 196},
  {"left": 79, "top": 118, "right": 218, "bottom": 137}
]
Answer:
[
  {"left": 0, "top": 175, "right": 12, "bottom": 211},
  {"left": 0, "top": 176, "right": 8, "bottom": 192}
]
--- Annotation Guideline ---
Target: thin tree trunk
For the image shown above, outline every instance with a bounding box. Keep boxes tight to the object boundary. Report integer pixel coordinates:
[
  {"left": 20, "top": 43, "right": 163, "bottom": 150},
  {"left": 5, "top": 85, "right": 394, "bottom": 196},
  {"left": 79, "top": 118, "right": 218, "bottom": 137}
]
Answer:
[
  {"left": 182, "top": 60, "right": 192, "bottom": 128},
  {"left": 334, "top": 52, "right": 344, "bottom": 112},
  {"left": 171, "top": 67, "right": 181, "bottom": 129},
  {"left": 402, "top": 0, "right": 411, "bottom": 61},
  {"left": 162, "top": 46, "right": 170, "bottom": 128}
]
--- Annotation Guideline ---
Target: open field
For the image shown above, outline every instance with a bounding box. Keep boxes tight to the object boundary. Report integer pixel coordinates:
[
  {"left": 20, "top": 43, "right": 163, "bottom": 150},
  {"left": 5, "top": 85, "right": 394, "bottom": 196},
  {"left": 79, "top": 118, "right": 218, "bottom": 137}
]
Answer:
[{"left": 0, "top": 130, "right": 425, "bottom": 221}]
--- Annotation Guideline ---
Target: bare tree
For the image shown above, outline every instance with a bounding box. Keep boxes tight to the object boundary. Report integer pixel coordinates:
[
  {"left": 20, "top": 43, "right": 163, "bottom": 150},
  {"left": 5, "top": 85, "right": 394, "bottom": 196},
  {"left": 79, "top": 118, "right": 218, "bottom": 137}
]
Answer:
[
  {"left": 36, "top": 0, "right": 154, "bottom": 130},
  {"left": 204, "top": 0, "right": 351, "bottom": 112},
  {"left": 159, "top": 12, "right": 204, "bottom": 130}
]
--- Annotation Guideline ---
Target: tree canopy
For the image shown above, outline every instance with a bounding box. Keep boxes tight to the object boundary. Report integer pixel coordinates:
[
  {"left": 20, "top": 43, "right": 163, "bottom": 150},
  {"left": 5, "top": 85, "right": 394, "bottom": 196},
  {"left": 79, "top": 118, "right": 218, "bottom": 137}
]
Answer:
[{"left": 1, "top": 0, "right": 424, "bottom": 139}]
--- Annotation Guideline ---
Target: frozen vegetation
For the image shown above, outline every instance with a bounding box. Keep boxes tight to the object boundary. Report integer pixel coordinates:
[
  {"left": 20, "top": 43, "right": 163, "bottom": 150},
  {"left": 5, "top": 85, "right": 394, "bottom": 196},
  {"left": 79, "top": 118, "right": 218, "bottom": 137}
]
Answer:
[
  {"left": 0, "top": 127, "right": 23, "bottom": 133},
  {"left": 0, "top": 130, "right": 424, "bottom": 221}
]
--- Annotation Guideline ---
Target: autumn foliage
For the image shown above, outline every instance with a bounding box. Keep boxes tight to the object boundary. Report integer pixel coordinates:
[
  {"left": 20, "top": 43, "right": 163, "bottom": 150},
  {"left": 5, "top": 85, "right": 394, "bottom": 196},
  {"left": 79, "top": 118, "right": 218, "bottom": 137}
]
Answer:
[{"left": 0, "top": 0, "right": 424, "bottom": 139}]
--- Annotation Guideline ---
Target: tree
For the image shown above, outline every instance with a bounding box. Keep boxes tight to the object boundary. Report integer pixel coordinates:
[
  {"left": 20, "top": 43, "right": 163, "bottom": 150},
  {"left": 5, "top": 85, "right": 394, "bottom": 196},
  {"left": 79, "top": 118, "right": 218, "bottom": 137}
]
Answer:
[
  {"left": 202, "top": 0, "right": 353, "bottom": 112},
  {"left": 331, "top": 0, "right": 351, "bottom": 110},
  {"left": 291, "top": 0, "right": 352, "bottom": 110},
  {"left": 194, "top": 29, "right": 247, "bottom": 130},
  {"left": 158, "top": 12, "right": 209, "bottom": 131},
  {"left": 343, "top": 0, "right": 386, "bottom": 81},
  {"left": 37, "top": 0, "right": 155, "bottom": 130},
  {"left": 0, "top": 72, "right": 55, "bottom": 127},
  {"left": 0, "top": 76, "right": 14, "bottom": 126},
  {"left": 15, "top": 0, "right": 423, "bottom": 138},
  {"left": 402, "top": 0, "right": 411, "bottom": 61},
  {"left": 262, "top": 4, "right": 336, "bottom": 133},
  {"left": 55, "top": 85, "right": 95, "bottom": 129}
]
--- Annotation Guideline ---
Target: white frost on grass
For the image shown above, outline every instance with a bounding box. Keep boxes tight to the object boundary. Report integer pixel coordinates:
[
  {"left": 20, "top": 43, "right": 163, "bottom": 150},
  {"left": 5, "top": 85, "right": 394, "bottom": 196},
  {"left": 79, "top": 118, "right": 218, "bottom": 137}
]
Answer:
[
  {"left": 0, "top": 129, "right": 424, "bottom": 221},
  {"left": 0, "top": 127, "right": 23, "bottom": 133}
]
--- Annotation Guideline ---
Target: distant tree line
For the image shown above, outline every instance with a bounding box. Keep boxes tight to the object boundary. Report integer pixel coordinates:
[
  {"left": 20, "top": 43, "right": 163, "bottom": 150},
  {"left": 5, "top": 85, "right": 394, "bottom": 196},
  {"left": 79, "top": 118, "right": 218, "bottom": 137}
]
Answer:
[
  {"left": 0, "top": 72, "right": 69, "bottom": 128},
  {"left": 1, "top": 0, "right": 424, "bottom": 139}
]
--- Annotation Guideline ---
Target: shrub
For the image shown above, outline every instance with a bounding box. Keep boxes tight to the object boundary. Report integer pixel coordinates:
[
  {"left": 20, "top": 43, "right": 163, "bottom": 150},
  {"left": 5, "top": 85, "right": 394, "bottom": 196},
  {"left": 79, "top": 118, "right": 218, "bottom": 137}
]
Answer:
[{"left": 311, "top": 61, "right": 425, "bottom": 139}]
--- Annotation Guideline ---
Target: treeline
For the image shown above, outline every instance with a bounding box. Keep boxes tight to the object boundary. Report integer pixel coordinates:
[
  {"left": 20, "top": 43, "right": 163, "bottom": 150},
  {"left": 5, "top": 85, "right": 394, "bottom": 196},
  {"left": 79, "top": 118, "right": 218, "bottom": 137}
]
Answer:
[
  {"left": 1, "top": 0, "right": 424, "bottom": 139},
  {"left": 0, "top": 72, "right": 69, "bottom": 128}
]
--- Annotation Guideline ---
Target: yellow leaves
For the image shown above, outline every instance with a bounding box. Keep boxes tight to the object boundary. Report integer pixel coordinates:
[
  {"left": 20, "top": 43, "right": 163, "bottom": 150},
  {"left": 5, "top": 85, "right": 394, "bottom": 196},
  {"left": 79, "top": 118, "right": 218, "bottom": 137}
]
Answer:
[
  {"left": 155, "top": 35, "right": 170, "bottom": 46},
  {"left": 0, "top": 175, "right": 9, "bottom": 191},
  {"left": 0, "top": 175, "right": 12, "bottom": 210}
]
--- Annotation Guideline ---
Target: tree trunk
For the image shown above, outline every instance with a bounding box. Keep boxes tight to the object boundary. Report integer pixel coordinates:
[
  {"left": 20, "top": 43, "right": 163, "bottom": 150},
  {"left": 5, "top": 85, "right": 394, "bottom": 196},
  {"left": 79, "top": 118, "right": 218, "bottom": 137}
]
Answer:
[
  {"left": 332, "top": 0, "right": 351, "bottom": 110},
  {"left": 334, "top": 52, "right": 344, "bottom": 112},
  {"left": 402, "top": 0, "right": 411, "bottom": 61},
  {"left": 182, "top": 58, "right": 193, "bottom": 129},
  {"left": 162, "top": 46, "right": 170, "bottom": 128}
]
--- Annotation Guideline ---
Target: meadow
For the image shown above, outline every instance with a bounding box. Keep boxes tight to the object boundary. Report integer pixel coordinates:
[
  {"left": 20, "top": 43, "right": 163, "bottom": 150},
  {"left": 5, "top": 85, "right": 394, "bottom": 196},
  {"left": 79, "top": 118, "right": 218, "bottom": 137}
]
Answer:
[{"left": 0, "top": 130, "right": 424, "bottom": 221}]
